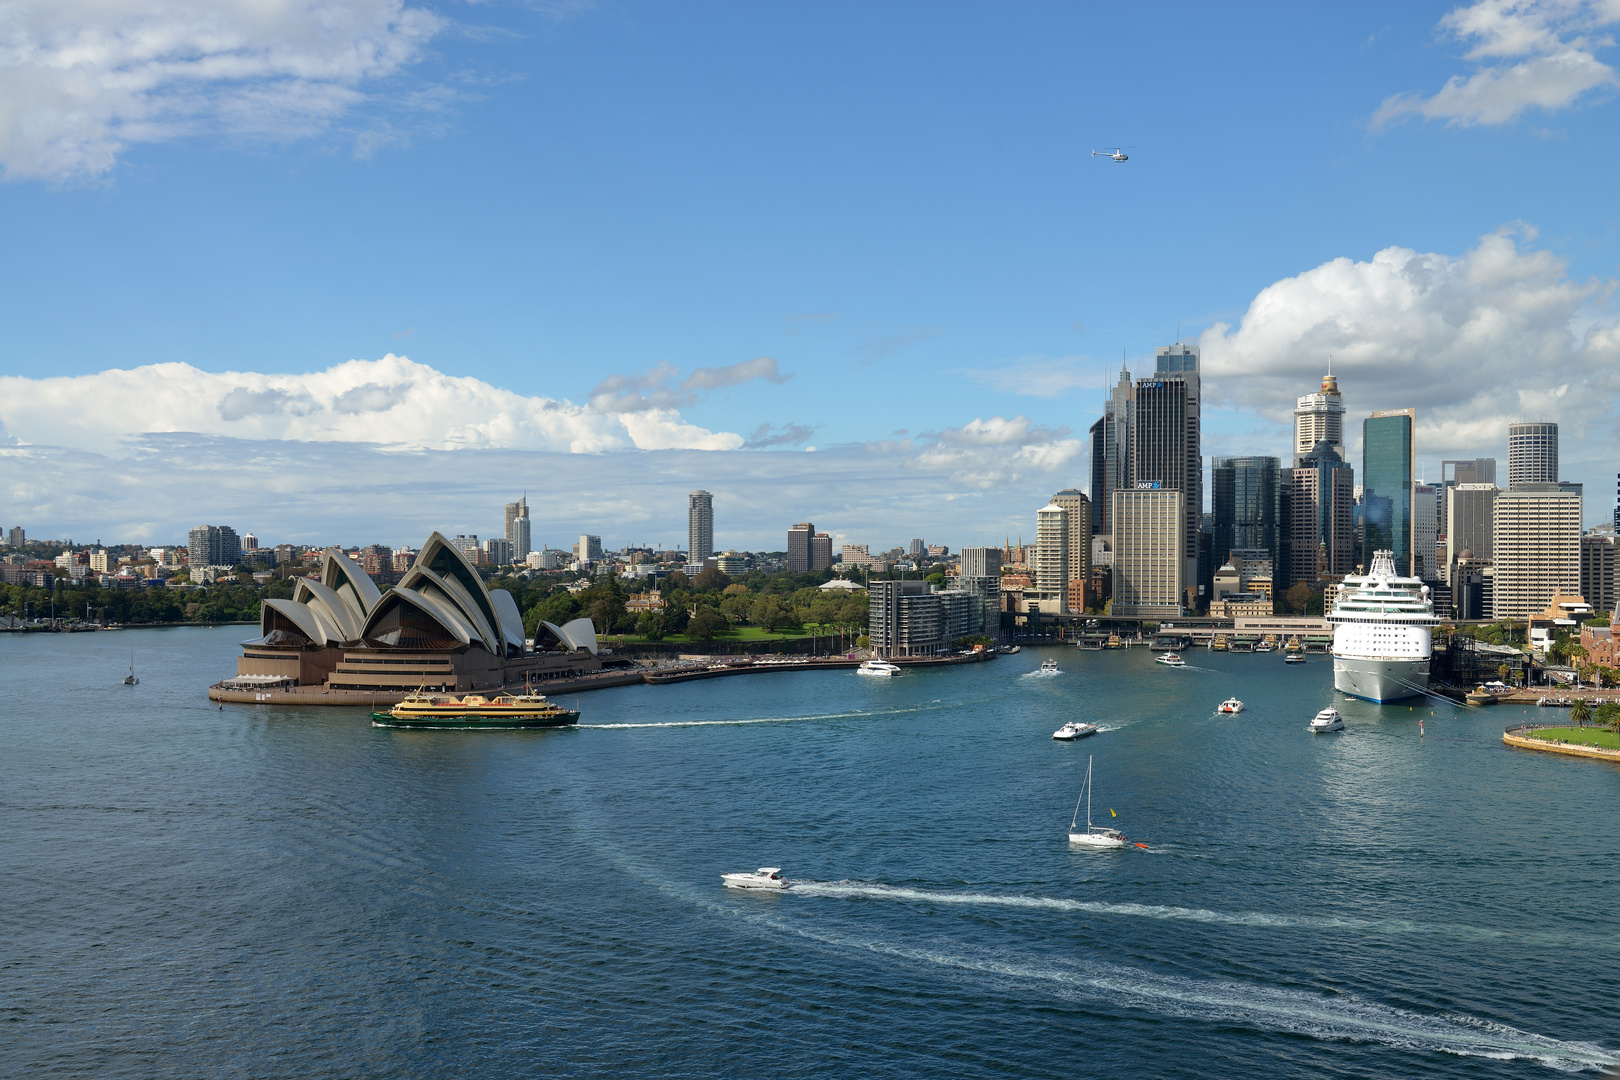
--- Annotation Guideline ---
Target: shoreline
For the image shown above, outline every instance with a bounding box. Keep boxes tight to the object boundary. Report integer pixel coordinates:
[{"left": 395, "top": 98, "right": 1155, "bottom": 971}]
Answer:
[{"left": 1503, "top": 725, "right": 1620, "bottom": 764}]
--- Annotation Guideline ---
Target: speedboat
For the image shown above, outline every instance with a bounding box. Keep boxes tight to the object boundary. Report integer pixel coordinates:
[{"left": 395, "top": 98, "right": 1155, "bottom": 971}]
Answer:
[
  {"left": 1155, "top": 652, "right": 1186, "bottom": 667},
  {"left": 1284, "top": 652, "right": 1306, "bottom": 665},
  {"left": 1052, "top": 721, "right": 1098, "bottom": 740},
  {"left": 856, "top": 660, "right": 902, "bottom": 677},
  {"left": 1068, "top": 755, "right": 1129, "bottom": 848},
  {"left": 1309, "top": 707, "right": 1345, "bottom": 733},
  {"left": 722, "top": 867, "right": 788, "bottom": 890},
  {"left": 1039, "top": 658, "right": 1061, "bottom": 674},
  {"left": 1217, "top": 698, "right": 1244, "bottom": 714}
]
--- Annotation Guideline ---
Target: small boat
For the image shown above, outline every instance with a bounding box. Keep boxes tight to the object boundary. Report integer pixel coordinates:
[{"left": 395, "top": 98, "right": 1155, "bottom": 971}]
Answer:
[
  {"left": 1039, "top": 658, "right": 1061, "bottom": 674},
  {"left": 1254, "top": 639, "right": 1275, "bottom": 653},
  {"left": 1052, "top": 721, "right": 1098, "bottom": 740},
  {"left": 1068, "top": 755, "right": 1127, "bottom": 848},
  {"left": 1465, "top": 688, "right": 1498, "bottom": 706},
  {"left": 371, "top": 691, "right": 580, "bottom": 729},
  {"left": 857, "top": 660, "right": 902, "bottom": 677},
  {"left": 1285, "top": 635, "right": 1303, "bottom": 651},
  {"left": 1309, "top": 707, "right": 1345, "bottom": 733},
  {"left": 1155, "top": 652, "right": 1186, "bottom": 667},
  {"left": 722, "top": 867, "right": 787, "bottom": 890},
  {"left": 1283, "top": 652, "right": 1306, "bottom": 665},
  {"left": 123, "top": 653, "right": 138, "bottom": 686},
  {"left": 1217, "top": 698, "right": 1244, "bottom": 714}
]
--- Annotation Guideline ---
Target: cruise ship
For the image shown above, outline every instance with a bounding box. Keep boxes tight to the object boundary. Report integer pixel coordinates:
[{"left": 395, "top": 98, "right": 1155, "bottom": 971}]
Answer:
[{"left": 1327, "top": 550, "right": 1439, "bottom": 703}]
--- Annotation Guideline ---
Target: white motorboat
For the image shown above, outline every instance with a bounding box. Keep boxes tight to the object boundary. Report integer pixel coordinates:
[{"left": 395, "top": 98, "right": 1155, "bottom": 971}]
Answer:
[
  {"left": 1052, "top": 721, "right": 1098, "bottom": 740},
  {"left": 1284, "top": 652, "right": 1306, "bottom": 665},
  {"left": 1039, "top": 658, "right": 1061, "bottom": 674},
  {"left": 1068, "top": 756, "right": 1128, "bottom": 848},
  {"left": 1217, "top": 698, "right": 1244, "bottom": 714},
  {"left": 1309, "top": 707, "right": 1345, "bottom": 733},
  {"left": 856, "top": 660, "right": 902, "bottom": 677},
  {"left": 1155, "top": 652, "right": 1186, "bottom": 667},
  {"left": 722, "top": 867, "right": 788, "bottom": 890}
]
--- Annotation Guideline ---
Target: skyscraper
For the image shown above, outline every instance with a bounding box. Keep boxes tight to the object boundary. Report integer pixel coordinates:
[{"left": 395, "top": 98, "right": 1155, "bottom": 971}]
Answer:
[
  {"left": 810, "top": 532, "right": 833, "bottom": 571},
  {"left": 1096, "top": 363, "right": 1135, "bottom": 535},
  {"left": 1111, "top": 487, "right": 1186, "bottom": 617},
  {"left": 958, "top": 546, "right": 1002, "bottom": 639},
  {"left": 1362, "top": 409, "right": 1415, "bottom": 576},
  {"left": 1135, "top": 342, "right": 1201, "bottom": 605},
  {"left": 504, "top": 497, "right": 531, "bottom": 562},
  {"left": 188, "top": 524, "right": 242, "bottom": 569},
  {"left": 1413, "top": 483, "right": 1440, "bottom": 581},
  {"left": 1293, "top": 370, "right": 1345, "bottom": 465},
  {"left": 1440, "top": 458, "right": 1496, "bottom": 535},
  {"left": 1088, "top": 417, "right": 1107, "bottom": 534},
  {"left": 1035, "top": 502, "right": 1070, "bottom": 611},
  {"left": 1210, "top": 456, "right": 1280, "bottom": 570},
  {"left": 1446, "top": 483, "right": 1498, "bottom": 585},
  {"left": 787, "top": 523, "right": 813, "bottom": 572},
  {"left": 688, "top": 490, "right": 714, "bottom": 561},
  {"left": 1492, "top": 485, "right": 1580, "bottom": 618},
  {"left": 1507, "top": 422, "right": 1558, "bottom": 488},
  {"left": 1049, "top": 488, "right": 1092, "bottom": 591},
  {"left": 1280, "top": 443, "right": 1354, "bottom": 588}
]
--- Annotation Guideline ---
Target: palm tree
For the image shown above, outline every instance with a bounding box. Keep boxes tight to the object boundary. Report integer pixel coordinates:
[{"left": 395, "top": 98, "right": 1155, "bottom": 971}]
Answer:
[{"left": 1571, "top": 698, "right": 1593, "bottom": 728}]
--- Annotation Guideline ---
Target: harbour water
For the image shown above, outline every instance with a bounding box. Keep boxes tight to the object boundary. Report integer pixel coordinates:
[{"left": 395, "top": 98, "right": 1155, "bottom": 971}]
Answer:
[{"left": 5, "top": 627, "right": 1620, "bottom": 1077}]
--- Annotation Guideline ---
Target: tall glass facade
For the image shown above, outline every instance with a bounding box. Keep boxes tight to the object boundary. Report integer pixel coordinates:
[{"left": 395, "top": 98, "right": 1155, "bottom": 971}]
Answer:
[
  {"left": 1362, "top": 412, "right": 1414, "bottom": 576},
  {"left": 1210, "top": 456, "right": 1280, "bottom": 569}
]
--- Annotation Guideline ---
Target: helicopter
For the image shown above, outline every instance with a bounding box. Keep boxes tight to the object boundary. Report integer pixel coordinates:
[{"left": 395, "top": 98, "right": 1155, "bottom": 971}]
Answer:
[{"left": 1091, "top": 147, "right": 1130, "bottom": 162}]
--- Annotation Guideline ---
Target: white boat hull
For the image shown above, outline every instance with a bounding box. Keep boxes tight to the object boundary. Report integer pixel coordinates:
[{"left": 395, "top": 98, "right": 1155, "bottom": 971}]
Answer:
[
  {"left": 1068, "top": 831, "right": 1125, "bottom": 848},
  {"left": 1332, "top": 655, "right": 1429, "bottom": 703},
  {"left": 722, "top": 874, "right": 787, "bottom": 890}
]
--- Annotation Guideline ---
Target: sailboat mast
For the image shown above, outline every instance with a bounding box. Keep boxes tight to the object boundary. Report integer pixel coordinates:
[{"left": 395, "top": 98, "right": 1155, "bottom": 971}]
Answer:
[{"left": 1086, "top": 756, "right": 1094, "bottom": 830}]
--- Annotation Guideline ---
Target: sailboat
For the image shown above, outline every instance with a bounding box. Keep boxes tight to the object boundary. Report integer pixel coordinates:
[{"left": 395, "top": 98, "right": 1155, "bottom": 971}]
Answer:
[
  {"left": 123, "top": 653, "right": 138, "bottom": 686},
  {"left": 1068, "top": 755, "right": 1127, "bottom": 848}
]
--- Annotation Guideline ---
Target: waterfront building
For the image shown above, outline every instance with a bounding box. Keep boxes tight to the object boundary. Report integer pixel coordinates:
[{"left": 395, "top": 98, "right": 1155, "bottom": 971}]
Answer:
[
  {"left": 868, "top": 579, "right": 975, "bottom": 657},
  {"left": 188, "top": 525, "right": 242, "bottom": 570},
  {"left": 1581, "top": 533, "right": 1617, "bottom": 617},
  {"left": 688, "top": 491, "right": 714, "bottom": 562},
  {"left": 958, "top": 545, "right": 1002, "bottom": 637},
  {"left": 1362, "top": 409, "right": 1415, "bottom": 576},
  {"left": 237, "top": 533, "right": 602, "bottom": 693},
  {"left": 1293, "top": 370, "right": 1345, "bottom": 465},
  {"left": 1211, "top": 455, "right": 1280, "bottom": 570},
  {"left": 505, "top": 497, "right": 531, "bottom": 562},
  {"left": 1111, "top": 487, "right": 1186, "bottom": 617},
  {"left": 1049, "top": 488, "right": 1093, "bottom": 593},
  {"left": 1507, "top": 422, "right": 1558, "bottom": 488},
  {"left": 1280, "top": 442, "right": 1354, "bottom": 589},
  {"left": 1491, "top": 484, "right": 1581, "bottom": 619},
  {"left": 1096, "top": 363, "right": 1135, "bottom": 535},
  {"left": 1446, "top": 483, "right": 1497, "bottom": 586},
  {"left": 1035, "top": 503, "right": 1070, "bottom": 612}
]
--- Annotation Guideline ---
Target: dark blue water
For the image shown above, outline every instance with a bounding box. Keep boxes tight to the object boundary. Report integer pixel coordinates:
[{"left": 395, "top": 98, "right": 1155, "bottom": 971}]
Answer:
[{"left": 5, "top": 628, "right": 1619, "bottom": 1077}]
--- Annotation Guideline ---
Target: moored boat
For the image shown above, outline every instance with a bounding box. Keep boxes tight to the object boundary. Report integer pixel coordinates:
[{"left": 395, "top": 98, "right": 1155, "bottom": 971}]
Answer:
[{"left": 371, "top": 691, "right": 579, "bottom": 729}]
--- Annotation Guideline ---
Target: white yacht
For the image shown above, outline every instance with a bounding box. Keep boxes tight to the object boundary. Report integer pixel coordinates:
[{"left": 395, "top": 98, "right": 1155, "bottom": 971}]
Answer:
[
  {"left": 1039, "top": 658, "right": 1061, "bottom": 674},
  {"left": 722, "top": 867, "right": 788, "bottom": 890},
  {"left": 856, "top": 660, "right": 902, "bottom": 677},
  {"left": 1052, "top": 721, "right": 1098, "bottom": 740},
  {"left": 1217, "top": 698, "right": 1244, "bottom": 714},
  {"left": 1328, "top": 550, "right": 1440, "bottom": 703},
  {"left": 1155, "top": 653, "right": 1186, "bottom": 667},
  {"left": 1068, "top": 756, "right": 1127, "bottom": 848},
  {"left": 1309, "top": 707, "right": 1345, "bottom": 733}
]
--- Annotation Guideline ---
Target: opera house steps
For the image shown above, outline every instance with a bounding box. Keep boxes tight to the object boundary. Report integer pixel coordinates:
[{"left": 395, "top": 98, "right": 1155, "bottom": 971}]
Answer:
[{"left": 226, "top": 532, "right": 606, "bottom": 703}]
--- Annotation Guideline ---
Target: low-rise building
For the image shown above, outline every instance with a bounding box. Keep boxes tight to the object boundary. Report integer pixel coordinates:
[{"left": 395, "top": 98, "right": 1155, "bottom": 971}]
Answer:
[{"left": 1580, "top": 613, "right": 1618, "bottom": 668}]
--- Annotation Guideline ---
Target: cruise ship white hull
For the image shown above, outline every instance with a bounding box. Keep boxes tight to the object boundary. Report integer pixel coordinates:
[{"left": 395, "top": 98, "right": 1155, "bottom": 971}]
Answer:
[{"left": 1332, "top": 655, "right": 1429, "bottom": 703}]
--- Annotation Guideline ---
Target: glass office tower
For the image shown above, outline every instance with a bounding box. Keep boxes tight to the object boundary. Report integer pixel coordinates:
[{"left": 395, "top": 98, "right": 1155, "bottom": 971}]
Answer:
[
  {"left": 1210, "top": 456, "right": 1281, "bottom": 570},
  {"left": 1362, "top": 410, "right": 1415, "bottom": 576}
]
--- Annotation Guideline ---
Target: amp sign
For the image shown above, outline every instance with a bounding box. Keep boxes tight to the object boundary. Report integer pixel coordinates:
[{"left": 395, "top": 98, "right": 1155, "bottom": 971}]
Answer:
[{"left": 1134, "top": 481, "right": 1163, "bottom": 490}]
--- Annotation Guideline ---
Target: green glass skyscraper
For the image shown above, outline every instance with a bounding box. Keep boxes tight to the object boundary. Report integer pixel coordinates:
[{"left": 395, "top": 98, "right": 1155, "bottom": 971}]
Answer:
[{"left": 1362, "top": 409, "right": 1415, "bottom": 576}]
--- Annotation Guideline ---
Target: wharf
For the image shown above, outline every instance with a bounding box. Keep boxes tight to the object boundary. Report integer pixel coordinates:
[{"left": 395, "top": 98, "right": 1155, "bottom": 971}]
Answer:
[{"left": 209, "top": 649, "right": 995, "bottom": 705}]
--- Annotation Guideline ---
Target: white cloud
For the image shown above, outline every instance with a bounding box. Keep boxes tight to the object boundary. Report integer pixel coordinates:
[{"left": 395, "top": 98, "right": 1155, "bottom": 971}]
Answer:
[
  {"left": 1198, "top": 224, "right": 1620, "bottom": 470},
  {"left": 900, "top": 416, "right": 1084, "bottom": 491},
  {"left": 0, "top": 0, "right": 443, "bottom": 181},
  {"left": 587, "top": 356, "right": 791, "bottom": 412},
  {"left": 0, "top": 353, "right": 744, "bottom": 452},
  {"left": 1373, "top": 0, "right": 1620, "bottom": 128}
]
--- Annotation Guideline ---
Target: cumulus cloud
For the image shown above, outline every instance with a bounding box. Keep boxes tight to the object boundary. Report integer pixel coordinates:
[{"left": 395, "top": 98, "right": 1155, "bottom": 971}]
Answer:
[
  {"left": 1198, "top": 224, "right": 1620, "bottom": 468},
  {"left": 1372, "top": 0, "right": 1620, "bottom": 128},
  {"left": 587, "top": 356, "right": 791, "bottom": 412},
  {"left": 0, "top": 0, "right": 443, "bottom": 181},
  {"left": 0, "top": 353, "right": 744, "bottom": 453},
  {"left": 895, "top": 416, "right": 1084, "bottom": 491}
]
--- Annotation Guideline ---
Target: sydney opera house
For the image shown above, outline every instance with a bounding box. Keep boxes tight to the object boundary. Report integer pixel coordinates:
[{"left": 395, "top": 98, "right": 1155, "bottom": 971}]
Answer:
[{"left": 230, "top": 532, "right": 602, "bottom": 698}]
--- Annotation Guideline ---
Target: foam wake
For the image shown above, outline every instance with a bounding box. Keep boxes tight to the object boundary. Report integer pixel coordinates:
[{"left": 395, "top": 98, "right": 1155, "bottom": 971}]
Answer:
[{"left": 769, "top": 918, "right": 1617, "bottom": 1071}]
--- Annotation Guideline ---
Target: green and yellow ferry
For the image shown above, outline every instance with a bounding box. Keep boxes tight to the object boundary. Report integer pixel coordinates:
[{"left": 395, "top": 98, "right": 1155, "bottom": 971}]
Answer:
[{"left": 371, "top": 690, "right": 580, "bottom": 730}]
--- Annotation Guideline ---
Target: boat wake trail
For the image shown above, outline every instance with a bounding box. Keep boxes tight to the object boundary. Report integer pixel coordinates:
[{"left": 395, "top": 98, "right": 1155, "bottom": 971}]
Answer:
[
  {"left": 764, "top": 914, "right": 1618, "bottom": 1071},
  {"left": 1020, "top": 670, "right": 1061, "bottom": 679},
  {"left": 580, "top": 702, "right": 947, "bottom": 730}
]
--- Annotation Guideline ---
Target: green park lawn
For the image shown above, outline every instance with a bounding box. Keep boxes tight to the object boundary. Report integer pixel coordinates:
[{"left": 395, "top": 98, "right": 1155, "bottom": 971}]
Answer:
[{"left": 1528, "top": 726, "right": 1620, "bottom": 750}]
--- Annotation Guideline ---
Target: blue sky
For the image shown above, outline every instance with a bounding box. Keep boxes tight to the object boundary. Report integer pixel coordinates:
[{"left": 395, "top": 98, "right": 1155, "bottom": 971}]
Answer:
[{"left": 2, "top": 1, "right": 1618, "bottom": 548}]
